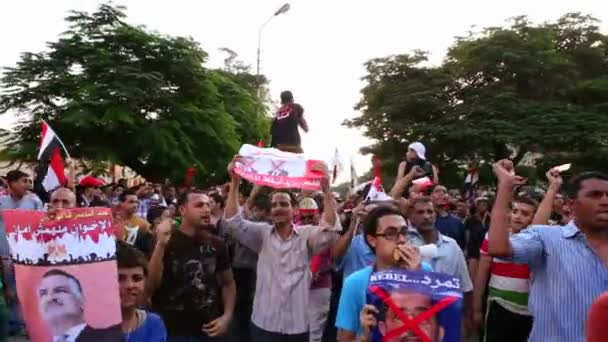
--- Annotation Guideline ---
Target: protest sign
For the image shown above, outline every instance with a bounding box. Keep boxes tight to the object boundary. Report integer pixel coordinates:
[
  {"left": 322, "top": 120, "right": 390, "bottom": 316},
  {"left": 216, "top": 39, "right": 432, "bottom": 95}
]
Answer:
[
  {"left": 234, "top": 144, "right": 325, "bottom": 190},
  {"left": 366, "top": 269, "right": 463, "bottom": 342},
  {"left": 2, "top": 208, "right": 122, "bottom": 342}
]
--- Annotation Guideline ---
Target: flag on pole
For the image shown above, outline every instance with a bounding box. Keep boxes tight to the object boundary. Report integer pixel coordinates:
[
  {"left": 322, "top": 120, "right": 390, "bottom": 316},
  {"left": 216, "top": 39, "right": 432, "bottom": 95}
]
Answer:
[
  {"left": 350, "top": 158, "right": 358, "bottom": 189},
  {"left": 37, "top": 121, "right": 69, "bottom": 192},
  {"left": 330, "top": 148, "right": 342, "bottom": 184}
]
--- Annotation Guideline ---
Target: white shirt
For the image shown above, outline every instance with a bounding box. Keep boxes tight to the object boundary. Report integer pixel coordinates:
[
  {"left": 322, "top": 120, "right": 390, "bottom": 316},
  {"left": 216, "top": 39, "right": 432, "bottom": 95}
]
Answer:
[{"left": 53, "top": 323, "right": 86, "bottom": 342}]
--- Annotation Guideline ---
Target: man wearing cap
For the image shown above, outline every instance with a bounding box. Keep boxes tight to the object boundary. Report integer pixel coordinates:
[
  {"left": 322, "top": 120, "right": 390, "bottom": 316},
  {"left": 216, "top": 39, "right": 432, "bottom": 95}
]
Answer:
[
  {"left": 0, "top": 170, "right": 43, "bottom": 336},
  {"left": 77, "top": 176, "right": 104, "bottom": 207},
  {"left": 270, "top": 90, "right": 308, "bottom": 153}
]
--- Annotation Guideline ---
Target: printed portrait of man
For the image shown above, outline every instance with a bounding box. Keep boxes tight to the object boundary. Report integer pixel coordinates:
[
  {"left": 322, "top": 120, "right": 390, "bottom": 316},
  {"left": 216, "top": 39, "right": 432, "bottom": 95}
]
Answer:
[
  {"left": 37, "top": 269, "right": 122, "bottom": 342},
  {"left": 378, "top": 290, "right": 445, "bottom": 342}
]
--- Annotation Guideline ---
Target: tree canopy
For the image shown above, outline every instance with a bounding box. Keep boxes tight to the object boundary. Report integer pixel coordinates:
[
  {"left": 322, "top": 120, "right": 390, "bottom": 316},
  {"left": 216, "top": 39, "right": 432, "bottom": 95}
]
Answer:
[
  {"left": 345, "top": 13, "right": 608, "bottom": 188},
  {"left": 0, "top": 4, "right": 269, "bottom": 185}
]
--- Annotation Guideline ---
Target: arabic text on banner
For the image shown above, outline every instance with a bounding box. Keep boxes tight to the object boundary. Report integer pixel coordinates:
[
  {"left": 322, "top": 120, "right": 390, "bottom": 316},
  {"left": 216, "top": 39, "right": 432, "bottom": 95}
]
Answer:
[
  {"left": 2, "top": 208, "right": 122, "bottom": 342},
  {"left": 234, "top": 144, "right": 324, "bottom": 190},
  {"left": 366, "top": 269, "right": 463, "bottom": 342}
]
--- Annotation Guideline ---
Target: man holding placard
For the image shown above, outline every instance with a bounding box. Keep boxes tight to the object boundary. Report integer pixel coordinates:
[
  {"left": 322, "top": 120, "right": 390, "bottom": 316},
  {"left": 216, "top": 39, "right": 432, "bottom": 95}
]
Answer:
[{"left": 224, "top": 157, "right": 338, "bottom": 342}]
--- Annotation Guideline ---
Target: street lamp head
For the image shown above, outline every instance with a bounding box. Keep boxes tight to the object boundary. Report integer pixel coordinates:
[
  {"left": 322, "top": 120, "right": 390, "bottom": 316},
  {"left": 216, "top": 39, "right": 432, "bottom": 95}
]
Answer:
[{"left": 274, "top": 3, "right": 290, "bottom": 16}]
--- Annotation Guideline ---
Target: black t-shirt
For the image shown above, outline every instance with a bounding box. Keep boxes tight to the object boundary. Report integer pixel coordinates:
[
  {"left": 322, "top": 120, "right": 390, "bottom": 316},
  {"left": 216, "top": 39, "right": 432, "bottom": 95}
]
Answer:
[
  {"left": 271, "top": 103, "right": 304, "bottom": 146},
  {"left": 152, "top": 230, "right": 231, "bottom": 336},
  {"left": 465, "top": 216, "right": 489, "bottom": 260}
]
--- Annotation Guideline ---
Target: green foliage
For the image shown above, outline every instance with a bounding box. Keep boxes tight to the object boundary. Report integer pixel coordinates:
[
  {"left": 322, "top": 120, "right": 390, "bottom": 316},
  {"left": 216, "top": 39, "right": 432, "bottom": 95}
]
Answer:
[
  {"left": 345, "top": 13, "right": 608, "bottom": 189},
  {"left": 0, "top": 4, "right": 269, "bottom": 185}
]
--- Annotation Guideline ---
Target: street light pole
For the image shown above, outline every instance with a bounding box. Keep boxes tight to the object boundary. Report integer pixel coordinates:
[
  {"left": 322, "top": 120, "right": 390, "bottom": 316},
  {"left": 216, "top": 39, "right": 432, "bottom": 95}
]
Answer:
[{"left": 256, "top": 3, "right": 290, "bottom": 97}]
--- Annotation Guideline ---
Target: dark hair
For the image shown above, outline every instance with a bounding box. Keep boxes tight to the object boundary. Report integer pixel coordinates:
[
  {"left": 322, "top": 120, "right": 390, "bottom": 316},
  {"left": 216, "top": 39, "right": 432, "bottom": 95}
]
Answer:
[
  {"left": 513, "top": 196, "right": 539, "bottom": 210},
  {"left": 147, "top": 206, "right": 167, "bottom": 225},
  {"left": 177, "top": 189, "right": 205, "bottom": 208},
  {"left": 270, "top": 190, "right": 297, "bottom": 206},
  {"left": 42, "top": 269, "right": 83, "bottom": 293},
  {"left": 252, "top": 195, "right": 271, "bottom": 213},
  {"left": 116, "top": 241, "right": 148, "bottom": 276},
  {"left": 6, "top": 170, "right": 29, "bottom": 184},
  {"left": 362, "top": 205, "right": 403, "bottom": 251},
  {"left": 411, "top": 196, "right": 433, "bottom": 208},
  {"left": 280, "top": 90, "right": 294, "bottom": 104},
  {"left": 567, "top": 171, "right": 608, "bottom": 199},
  {"left": 119, "top": 189, "right": 138, "bottom": 203},
  {"left": 209, "top": 193, "right": 225, "bottom": 209}
]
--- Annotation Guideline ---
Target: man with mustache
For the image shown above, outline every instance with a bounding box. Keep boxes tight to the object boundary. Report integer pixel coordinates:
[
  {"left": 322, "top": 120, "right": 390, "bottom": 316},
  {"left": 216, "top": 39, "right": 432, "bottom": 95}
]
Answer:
[
  {"left": 149, "top": 190, "right": 236, "bottom": 341},
  {"left": 37, "top": 269, "right": 122, "bottom": 341}
]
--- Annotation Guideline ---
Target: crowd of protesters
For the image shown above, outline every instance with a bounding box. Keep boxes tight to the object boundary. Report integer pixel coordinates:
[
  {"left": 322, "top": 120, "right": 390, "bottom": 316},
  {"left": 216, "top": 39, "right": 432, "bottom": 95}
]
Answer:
[{"left": 0, "top": 135, "right": 607, "bottom": 342}]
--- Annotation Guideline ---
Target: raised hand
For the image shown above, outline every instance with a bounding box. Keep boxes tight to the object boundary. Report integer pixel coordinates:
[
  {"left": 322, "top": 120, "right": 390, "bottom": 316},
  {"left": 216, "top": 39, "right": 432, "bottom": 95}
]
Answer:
[
  {"left": 493, "top": 159, "right": 526, "bottom": 188},
  {"left": 546, "top": 168, "right": 563, "bottom": 189},
  {"left": 155, "top": 219, "right": 173, "bottom": 246}
]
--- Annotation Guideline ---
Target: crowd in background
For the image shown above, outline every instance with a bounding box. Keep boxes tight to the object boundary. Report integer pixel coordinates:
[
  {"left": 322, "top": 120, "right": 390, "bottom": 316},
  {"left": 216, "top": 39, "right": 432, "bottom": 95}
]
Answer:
[{"left": 0, "top": 140, "right": 607, "bottom": 342}]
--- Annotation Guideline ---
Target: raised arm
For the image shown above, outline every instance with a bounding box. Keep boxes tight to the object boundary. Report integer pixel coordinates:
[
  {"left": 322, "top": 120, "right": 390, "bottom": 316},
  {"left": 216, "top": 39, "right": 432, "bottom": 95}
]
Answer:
[
  {"left": 390, "top": 165, "right": 423, "bottom": 200},
  {"left": 331, "top": 204, "right": 364, "bottom": 261},
  {"left": 223, "top": 157, "right": 269, "bottom": 253},
  {"left": 297, "top": 104, "right": 309, "bottom": 133},
  {"left": 147, "top": 219, "right": 172, "bottom": 295},
  {"left": 487, "top": 160, "right": 526, "bottom": 258},
  {"left": 308, "top": 167, "right": 340, "bottom": 254},
  {"left": 532, "top": 169, "right": 563, "bottom": 225}
]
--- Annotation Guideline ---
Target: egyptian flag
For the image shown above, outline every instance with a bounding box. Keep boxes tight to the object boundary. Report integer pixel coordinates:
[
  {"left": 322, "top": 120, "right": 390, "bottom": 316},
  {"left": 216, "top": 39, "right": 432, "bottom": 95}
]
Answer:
[{"left": 37, "top": 121, "right": 67, "bottom": 192}]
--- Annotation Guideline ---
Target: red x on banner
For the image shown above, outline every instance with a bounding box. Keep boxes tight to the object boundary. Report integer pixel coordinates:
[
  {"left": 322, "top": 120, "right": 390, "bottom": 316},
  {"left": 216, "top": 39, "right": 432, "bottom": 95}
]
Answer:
[
  {"left": 270, "top": 160, "right": 286, "bottom": 173},
  {"left": 369, "top": 285, "right": 459, "bottom": 342}
]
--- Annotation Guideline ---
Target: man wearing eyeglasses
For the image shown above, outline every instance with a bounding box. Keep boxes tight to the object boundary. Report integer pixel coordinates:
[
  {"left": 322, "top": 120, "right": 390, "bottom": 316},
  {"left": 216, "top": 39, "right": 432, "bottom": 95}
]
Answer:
[
  {"left": 407, "top": 196, "right": 473, "bottom": 337},
  {"left": 335, "top": 205, "right": 433, "bottom": 341}
]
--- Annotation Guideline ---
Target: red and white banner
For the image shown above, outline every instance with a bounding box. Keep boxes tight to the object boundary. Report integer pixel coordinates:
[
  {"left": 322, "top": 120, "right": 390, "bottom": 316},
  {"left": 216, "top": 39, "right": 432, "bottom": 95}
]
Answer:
[{"left": 234, "top": 144, "right": 324, "bottom": 190}]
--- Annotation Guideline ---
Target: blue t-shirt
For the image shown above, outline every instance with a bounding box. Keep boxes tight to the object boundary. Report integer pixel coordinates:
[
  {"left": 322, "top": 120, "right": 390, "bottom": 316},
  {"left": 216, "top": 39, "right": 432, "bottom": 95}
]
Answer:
[
  {"left": 125, "top": 312, "right": 167, "bottom": 342},
  {"left": 335, "top": 263, "right": 433, "bottom": 335},
  {"left": 338, "top": 234, "right": 375, "bottom": 279},
  {"left": 435, "top": 213, "right": 465, "bottom": 249}
]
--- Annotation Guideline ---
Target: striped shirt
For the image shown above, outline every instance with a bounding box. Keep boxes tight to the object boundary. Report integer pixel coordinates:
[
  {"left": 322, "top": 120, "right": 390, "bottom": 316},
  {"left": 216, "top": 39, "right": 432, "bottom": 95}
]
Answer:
[
  {"left": 508, "top": 222, "right": 608, "bottom": 342},
  {"left": 480, "top": 233, "right": 530, "bottom": 315},
  {"left": 224, "top": 212, "right": 337, "bottom": 334}
]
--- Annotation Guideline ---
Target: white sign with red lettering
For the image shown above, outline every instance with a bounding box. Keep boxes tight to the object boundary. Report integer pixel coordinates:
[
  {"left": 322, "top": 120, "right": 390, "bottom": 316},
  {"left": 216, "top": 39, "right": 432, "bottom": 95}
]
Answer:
[{"left": 234, "top": 144, "right": 324, "bottom": 190}]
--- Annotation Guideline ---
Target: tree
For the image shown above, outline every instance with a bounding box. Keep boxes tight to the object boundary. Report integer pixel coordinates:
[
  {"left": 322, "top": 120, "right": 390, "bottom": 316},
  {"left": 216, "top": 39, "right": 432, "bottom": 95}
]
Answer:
[
  {"left": 0, "top": 4, "right": 269, "bottom": 185},
  {"left": 345, "top": 13, "right": 608, "bottom": 188}
]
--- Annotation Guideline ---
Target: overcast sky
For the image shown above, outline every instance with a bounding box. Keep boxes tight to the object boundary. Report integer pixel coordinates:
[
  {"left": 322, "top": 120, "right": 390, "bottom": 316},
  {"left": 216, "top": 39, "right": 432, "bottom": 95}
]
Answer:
[{"left": 1, "top": 0, "right": 607, "bottom": 180}]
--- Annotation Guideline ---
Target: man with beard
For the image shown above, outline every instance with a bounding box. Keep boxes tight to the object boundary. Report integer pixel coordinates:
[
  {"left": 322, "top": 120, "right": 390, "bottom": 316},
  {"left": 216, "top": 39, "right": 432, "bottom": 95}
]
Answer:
[
  {"left": 407, "top": 197, "right": 473, "bottom": 337},
  {"left": 149, "top": 190, "right": 236, "bottom": 341},
  {"left": 487, "top": 161, "right": 608, "bottom": 342},
  {"left": 224, "top": 158, "right": 338, "bottom": 342},
  {"left": 37, "top": 269, "right": 122, "bottom": 341}
]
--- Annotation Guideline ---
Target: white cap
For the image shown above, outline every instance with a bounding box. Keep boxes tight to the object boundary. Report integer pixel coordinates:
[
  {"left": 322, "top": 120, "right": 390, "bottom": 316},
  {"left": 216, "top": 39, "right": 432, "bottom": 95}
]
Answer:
[{"left": 408, "top": 142, "right": 426, "bottom": 160}]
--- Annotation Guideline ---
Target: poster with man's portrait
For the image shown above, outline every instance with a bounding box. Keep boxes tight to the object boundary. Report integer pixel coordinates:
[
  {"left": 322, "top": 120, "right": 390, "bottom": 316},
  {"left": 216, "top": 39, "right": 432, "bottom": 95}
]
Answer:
[
  {"left": 366, "top": 269, "right": 463, "bottom": 342},
  {"left": 2, "top": 208, "right": 122, "bottom": 342}
]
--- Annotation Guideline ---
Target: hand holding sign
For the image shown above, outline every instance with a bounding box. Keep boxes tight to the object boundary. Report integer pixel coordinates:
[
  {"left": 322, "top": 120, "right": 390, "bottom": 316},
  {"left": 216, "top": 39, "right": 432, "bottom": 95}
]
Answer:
[{"left": 546, "top": 167, "right": 563, "bottom": 190}]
